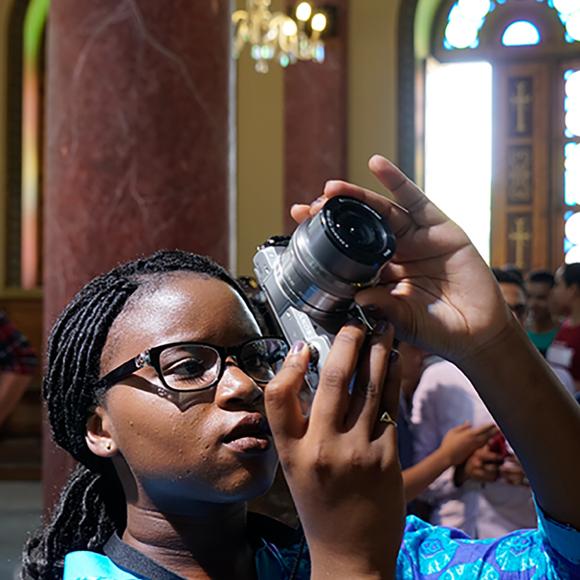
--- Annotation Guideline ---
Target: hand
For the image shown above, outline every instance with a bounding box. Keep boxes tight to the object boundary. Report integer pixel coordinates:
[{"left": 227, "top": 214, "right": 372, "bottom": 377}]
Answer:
[
  {"left": 455, "top": 445, "right": 504, "bottom": 485},
  {"left": 265, "top": 320, "right": 404, "bottom": 579},
  {"left": 438, "top": 422, "right": 498, "bottom": 467},
  {"left": 291, "top": 155, "right": 513, "bottom": 364},
  {"left": 500, "top": 454, "right": 529, "bottom": 486}
]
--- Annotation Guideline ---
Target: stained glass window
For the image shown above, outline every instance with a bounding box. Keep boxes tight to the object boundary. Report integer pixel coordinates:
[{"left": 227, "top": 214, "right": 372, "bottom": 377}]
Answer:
[
  {"left": 502, "top": 21, "right": 541, "bottom": 46},
  {"left": 444, "top": 1, "right": 493, "bottom": 49},
  {"left": 563, "top": 67, "right": 580, "bottom": 261},
  {"left": 444, "top": 0, "right": 580, "bottom": 49}
]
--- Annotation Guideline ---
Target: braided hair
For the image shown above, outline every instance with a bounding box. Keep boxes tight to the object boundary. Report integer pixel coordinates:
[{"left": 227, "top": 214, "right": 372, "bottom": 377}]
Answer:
[{"left": 21, "top": 250, "right": 250, "bottom": 580}]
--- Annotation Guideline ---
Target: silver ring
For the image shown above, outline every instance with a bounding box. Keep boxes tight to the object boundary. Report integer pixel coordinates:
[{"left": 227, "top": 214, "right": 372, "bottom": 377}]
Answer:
[{"left": 379, "top": 411, "right": 397, "bottom": 428}]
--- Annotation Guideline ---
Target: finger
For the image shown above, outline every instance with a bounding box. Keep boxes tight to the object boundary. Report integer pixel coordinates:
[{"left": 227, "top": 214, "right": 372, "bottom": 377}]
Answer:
[
  {"left": 290, "top": 203, "right": 312, "bottom": 224},
  {"left": 473, "top": 423, "right": 498, "bottom": 437},
  {"left": 345, "top": 322, "right": 394, "bottom": 435},
  {"left": 323, "top": 179, "right": 412, "bottom": 239},
  {"left": 368, "top": 155, "right": 449, "bottom": 227},
  {"left": 265, "top": 342, "right": 310, "bottom": 447},
  {"left": 373, "top": 347, "right": 402, "bottom": 444},
  {"left": 310, "top": 320, "right": 367, "bottom": 433},
  {"left": 478, "top": 448, "right": 505, "bottom": 463},
  {"left": 450, "top": 422, "right": 471, "bottom": 433},
  {"left": 482, "top": 463, "right": 501, "bottom": 476}
]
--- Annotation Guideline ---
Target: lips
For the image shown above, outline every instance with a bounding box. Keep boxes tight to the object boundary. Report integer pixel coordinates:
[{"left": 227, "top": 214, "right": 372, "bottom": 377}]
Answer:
[{"left": 222, "top": 414, "right": 272, "bottom": 453}]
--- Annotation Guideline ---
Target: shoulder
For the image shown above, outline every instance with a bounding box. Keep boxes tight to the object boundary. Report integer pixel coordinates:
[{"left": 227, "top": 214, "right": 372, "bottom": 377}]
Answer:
[{"left": 64, "top": 550, "right": 141, "bottom": 579}]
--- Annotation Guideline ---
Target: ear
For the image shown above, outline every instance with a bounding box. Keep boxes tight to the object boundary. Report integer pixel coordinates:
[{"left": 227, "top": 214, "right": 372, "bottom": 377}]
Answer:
[{"left": 86, "top": 406, "right": 118, "bottom": 458}]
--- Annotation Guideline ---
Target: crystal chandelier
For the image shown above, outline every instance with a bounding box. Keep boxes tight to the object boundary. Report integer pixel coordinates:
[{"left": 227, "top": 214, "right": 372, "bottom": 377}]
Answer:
[{"left": 233, "top": 1, "right": 328, "bottom": 73}]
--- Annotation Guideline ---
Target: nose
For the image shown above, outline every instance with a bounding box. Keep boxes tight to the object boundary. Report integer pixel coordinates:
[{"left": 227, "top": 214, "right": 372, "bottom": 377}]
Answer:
[{"left": 214, "top": 361, "right": 264, "bottom": 410}]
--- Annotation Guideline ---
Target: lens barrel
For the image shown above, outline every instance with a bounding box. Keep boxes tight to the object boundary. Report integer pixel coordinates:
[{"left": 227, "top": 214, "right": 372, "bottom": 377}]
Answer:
[{"left": 274, "top": 196, "right": 396, "bottom": 319}]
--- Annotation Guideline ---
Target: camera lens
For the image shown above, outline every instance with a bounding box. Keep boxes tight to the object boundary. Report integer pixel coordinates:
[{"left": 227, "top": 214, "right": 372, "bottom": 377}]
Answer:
[
  {"left": 322, "top": 197, "right": 393, "bottom": 266},
  {"left": 332, "top": 208, "right": 384, "bottom": 253}
]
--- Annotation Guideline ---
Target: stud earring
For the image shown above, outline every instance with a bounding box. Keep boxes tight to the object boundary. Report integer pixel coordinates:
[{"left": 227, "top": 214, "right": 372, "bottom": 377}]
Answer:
[{"left": 106, "top": 443, "right": 112, "bottom": 451}]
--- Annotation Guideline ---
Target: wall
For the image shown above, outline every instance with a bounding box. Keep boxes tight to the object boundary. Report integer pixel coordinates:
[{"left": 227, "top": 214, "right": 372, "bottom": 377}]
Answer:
[
  {"left": 235, "top": 0, "right": 284, "bottom": 275},
  {"left": 348, "top": 0, "right": 400, "bottom": 191},
  {"left": 235, "top": 0, "right": 403, "bottom": 274}
]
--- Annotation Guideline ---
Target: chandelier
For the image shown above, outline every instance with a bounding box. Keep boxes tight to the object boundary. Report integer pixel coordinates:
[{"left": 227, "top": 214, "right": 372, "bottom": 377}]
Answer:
[{"left": 233, "top": 1, "right": 328, "bottom": 73}]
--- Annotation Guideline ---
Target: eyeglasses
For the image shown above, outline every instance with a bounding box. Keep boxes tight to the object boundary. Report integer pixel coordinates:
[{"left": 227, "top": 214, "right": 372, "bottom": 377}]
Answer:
[{"left": 100, "top": 337, "right": 289, "bottom": 404}]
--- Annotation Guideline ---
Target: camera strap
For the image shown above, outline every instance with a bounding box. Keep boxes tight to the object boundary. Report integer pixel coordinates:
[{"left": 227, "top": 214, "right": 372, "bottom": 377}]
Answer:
[{"left": 349, "top": 303, "right": 377, "bottom": 334}]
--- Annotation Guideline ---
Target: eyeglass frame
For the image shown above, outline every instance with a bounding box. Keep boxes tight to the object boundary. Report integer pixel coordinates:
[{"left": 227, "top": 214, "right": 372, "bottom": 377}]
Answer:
[{"left": 99, "top": 336, "right": 289, "bottom": 410}]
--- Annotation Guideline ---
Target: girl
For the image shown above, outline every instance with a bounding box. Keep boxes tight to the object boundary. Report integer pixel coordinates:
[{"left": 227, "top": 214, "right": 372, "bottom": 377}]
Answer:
[{"left": 23, "top": 156, "right": 580, "bottom": 579}]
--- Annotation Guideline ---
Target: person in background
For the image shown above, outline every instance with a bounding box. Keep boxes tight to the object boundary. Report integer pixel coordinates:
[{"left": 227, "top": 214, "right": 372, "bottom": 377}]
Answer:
[
  {"left": 397, "top": 342, "right": 496, "bottom": 507},
  {"left": 501, "top": 264, "right": 524, "bottom": 286},
  {"left": 525, "top": 270, "right": 560, "bottom": 356},
  {"left": 547, "top": 263, "right": 580, "bottom": 392},
  {"left": 411, "top": 269, "right": 537, "bottom": 538},
  {"left": 0, "top": 311, "right": 38, "bottom": 430}
]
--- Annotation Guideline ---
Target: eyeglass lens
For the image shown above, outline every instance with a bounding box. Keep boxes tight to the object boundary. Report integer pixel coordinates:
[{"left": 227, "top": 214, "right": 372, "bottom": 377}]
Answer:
[{"left": 158, "top": 339, "right": 288, "bottom": 391}]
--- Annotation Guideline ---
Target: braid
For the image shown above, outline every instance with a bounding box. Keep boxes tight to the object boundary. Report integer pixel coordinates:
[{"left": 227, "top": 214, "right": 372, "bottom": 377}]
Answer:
[{"left": 21, "top": 250, "right": 245, "bottom": 579}]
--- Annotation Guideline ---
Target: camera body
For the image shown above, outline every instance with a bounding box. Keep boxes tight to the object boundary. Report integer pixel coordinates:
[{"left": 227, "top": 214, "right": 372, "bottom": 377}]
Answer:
[{"left": 253, "top": 196, "right": 396, "bottom": 389}]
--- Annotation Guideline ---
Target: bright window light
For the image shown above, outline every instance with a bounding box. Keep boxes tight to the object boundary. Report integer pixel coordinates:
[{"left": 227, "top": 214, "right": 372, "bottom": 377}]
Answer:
[
  {"left": 566, "top": 11, "right": 580, "bottom": 41},
  {"left": 502, "top": 20, "right": 541, "bottom": 46},
  {"left": 553, "top": 0, "right": 580, "bottom": 16},
  {"left": 565, "top": 142, "right": 580, "bottom": 205},
  {"left": 425, "top": 60, "right": 493, "bottom": 263}
]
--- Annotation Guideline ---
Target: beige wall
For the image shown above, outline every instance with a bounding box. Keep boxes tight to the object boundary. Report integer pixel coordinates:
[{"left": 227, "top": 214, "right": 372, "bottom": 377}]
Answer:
[
  {"left": 235, "top": 0, "right": 403, "bottom": 274},
  {"left": 235, "top": 0, "right": 284, "bottom": 276},
  {"left": 348, "top": 0, "right": 400, "bottom": 190}
]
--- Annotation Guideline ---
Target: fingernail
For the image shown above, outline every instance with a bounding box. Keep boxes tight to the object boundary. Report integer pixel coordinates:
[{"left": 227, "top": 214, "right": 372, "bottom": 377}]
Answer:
[
  {"left": 311, "top": 195, "right": 325, "bottom": 209},
  {"left": 389, "top": 349, "right": 400, "bottom": 363},
  {"left": 290, "top": 341, "right": 305, "bottom": 354}
]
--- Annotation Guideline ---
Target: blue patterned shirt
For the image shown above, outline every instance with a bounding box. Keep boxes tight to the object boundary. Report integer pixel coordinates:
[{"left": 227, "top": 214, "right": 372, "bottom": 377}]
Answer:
[{"left": 64, "top": 505, "right": 580, "bottom": 579}]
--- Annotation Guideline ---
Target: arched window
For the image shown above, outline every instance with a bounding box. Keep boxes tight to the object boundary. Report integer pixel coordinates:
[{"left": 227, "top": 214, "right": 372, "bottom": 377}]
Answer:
[{"left": 400, "top": 0, "right": 580, "bottom": 271}]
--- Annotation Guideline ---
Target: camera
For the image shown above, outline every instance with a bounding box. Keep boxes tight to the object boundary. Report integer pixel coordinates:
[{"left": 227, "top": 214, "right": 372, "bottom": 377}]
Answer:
[{"left": 253, "top": 196, "right": 396, "bottom": 389}]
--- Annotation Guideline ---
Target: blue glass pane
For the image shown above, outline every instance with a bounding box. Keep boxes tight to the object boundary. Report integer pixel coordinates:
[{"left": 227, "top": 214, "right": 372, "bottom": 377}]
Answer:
[
  {"left": 565, "top": 238, "right": 573, "bottom": 252},
  {"left": 444, "top": 0, "right": 493, "bottom": 49},
  {"left": 502, "top": 20, "right": 541, "bottom": 45},
  {"left": 566, "top": 210, "right": 575, "bottom": 219}
]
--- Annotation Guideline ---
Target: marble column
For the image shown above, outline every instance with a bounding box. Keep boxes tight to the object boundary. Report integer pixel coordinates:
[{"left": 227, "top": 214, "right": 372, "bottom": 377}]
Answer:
[
  {"left": 284, "top": 0, "right": 348, "bottom": 233},
  {"left": 43, "top": 0, "right": 234, "bottom": 509}
]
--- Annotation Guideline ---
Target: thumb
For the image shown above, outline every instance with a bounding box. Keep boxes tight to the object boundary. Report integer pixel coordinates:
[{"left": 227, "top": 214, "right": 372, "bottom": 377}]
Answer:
[{"left": 265, "top": 342, "right": 310, "bottom": 450}]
